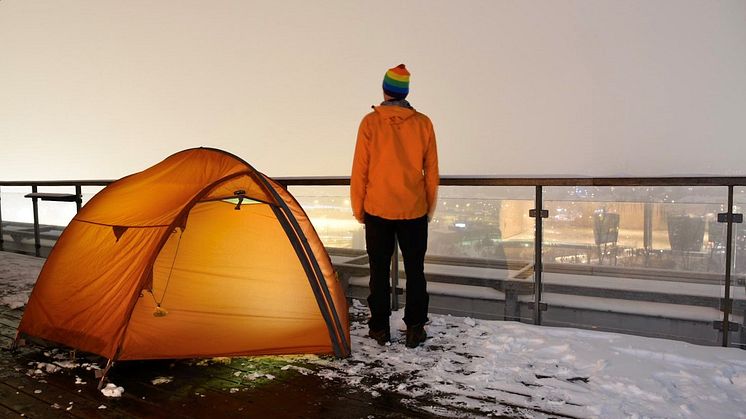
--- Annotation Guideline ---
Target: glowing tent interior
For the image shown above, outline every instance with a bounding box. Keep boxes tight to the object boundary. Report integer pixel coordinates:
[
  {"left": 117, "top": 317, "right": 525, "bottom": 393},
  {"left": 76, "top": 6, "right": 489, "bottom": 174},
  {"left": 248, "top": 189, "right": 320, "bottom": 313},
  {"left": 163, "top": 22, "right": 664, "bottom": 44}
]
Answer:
[{"left": 16, "top": 148, "right": 350, "bottom": 370}]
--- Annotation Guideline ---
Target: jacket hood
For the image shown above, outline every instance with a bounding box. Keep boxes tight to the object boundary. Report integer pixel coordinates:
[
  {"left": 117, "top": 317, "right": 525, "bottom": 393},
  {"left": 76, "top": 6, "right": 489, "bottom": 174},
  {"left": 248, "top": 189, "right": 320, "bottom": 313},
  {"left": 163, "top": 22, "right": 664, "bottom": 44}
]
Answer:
[{"left": 372, "top": 105, "right": 418, "bottom": 125}]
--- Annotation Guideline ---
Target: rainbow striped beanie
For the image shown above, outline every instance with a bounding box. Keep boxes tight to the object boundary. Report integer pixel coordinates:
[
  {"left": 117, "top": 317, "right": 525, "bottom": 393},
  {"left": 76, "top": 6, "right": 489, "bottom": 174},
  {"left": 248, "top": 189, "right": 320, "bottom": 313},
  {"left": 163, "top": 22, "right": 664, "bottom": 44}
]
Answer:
[{"left": 383, "top": 64, "right": 410, "bottom": 99}]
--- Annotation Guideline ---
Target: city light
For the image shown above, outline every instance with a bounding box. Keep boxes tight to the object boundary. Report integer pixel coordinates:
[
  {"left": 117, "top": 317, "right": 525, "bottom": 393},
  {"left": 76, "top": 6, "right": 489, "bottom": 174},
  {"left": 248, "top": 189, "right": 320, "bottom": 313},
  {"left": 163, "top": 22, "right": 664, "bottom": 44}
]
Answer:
[{"left": 231, "top": 186, "right": 744, "bottom": 274}]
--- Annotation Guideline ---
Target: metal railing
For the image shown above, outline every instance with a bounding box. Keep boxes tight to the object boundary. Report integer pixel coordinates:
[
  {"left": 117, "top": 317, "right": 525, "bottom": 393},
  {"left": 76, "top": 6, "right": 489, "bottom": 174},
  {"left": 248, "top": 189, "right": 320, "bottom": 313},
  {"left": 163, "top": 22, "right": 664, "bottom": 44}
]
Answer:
[{"left": 1, "top": 176, "right": 745, "bottom": 347}]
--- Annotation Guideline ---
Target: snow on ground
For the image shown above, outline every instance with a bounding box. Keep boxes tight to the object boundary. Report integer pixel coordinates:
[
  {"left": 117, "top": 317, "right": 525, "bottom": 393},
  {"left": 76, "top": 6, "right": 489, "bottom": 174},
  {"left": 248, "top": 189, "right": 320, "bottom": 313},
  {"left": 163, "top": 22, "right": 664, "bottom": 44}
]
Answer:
[
  {"left": 312, "top": 301, "right": 746, "bottom": 418},
  {"left": 3, "top": 251, "right": 746, "bottom": 418}
]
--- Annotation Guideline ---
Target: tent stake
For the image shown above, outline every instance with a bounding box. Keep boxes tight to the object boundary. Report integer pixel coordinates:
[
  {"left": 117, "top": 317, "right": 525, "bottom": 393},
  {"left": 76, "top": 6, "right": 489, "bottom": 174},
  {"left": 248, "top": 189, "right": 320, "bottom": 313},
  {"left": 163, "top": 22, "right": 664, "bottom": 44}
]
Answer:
[
  {"left": 97, "top": 359, "right": 114, "bottom": 390},
  {"left": 9, "top": 331, "right": 22, "bottom": 352}
]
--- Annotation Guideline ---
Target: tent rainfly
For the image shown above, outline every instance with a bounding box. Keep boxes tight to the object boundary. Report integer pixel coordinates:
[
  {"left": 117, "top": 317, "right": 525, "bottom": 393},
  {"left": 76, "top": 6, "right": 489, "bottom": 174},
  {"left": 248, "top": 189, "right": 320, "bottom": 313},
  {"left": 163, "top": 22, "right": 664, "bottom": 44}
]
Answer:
[{"left": 15, "top": 148, "right": 350, "bottom": 384}]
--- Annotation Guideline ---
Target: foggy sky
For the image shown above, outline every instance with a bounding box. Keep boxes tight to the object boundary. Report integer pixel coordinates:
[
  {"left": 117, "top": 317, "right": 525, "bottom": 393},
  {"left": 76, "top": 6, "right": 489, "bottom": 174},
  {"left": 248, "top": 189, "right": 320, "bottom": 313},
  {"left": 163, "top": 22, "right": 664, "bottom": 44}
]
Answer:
[{"left": 1, "top": 0, "right": 745, "bottom": 181}]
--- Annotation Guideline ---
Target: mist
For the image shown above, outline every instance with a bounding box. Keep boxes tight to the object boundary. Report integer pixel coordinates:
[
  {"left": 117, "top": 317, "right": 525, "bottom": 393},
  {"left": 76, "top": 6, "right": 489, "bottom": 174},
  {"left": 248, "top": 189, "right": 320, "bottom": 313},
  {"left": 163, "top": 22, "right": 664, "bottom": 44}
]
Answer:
[{"left": 1, "top": 0, "right": 745, "bottom": 181}]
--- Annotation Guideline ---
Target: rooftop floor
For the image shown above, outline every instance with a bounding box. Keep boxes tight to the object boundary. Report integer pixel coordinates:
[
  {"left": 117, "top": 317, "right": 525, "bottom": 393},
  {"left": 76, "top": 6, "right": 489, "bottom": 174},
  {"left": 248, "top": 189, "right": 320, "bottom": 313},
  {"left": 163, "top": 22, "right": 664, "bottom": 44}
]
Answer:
[
  {"left": 0, "top": 307, "right": 496, "bottom": 419},
  {"left": 2, "top": 251, "right": 746, "bottom": 418}
]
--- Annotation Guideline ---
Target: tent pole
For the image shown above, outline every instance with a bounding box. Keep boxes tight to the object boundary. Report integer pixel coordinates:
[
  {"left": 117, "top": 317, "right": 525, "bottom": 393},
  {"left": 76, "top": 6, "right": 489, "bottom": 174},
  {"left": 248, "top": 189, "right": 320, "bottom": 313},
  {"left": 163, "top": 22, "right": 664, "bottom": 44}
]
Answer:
[{"left": 97, "top": 359, "right": 114, "bottom": 390}]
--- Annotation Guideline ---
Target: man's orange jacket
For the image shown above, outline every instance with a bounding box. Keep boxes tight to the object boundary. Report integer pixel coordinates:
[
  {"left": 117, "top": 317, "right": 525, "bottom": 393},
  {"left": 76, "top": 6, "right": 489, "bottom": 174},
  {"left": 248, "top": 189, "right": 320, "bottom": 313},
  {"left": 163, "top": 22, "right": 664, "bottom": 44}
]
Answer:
[{"left": 351, "top": 105, "right": 439, "bottom": 222}]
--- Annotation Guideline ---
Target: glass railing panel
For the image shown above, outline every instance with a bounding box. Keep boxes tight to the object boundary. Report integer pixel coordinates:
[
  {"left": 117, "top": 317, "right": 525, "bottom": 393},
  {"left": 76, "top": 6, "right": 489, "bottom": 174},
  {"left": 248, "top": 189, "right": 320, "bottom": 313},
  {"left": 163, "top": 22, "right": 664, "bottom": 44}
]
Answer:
[
  {"left": 289, "top": 185, "right": 537, "bottom": 323},
  {"left": 433, "top": 186, "right": 535, "bottom": 323},
  {"left": 541, "top": 186, "right": 728, "bottom": 346},
  {"left": 35, "top": 186, "right": 78, "bottom": 227},
  {"left": 287, "top": 186, "right": 363, "bottom": 251},
  {"left": 0, "top": 185, "right": 105, "bottom": 255},
  {"left": 31, "top": 186, "right": 78, "bottom": 257},
  {"left": 430, "top": 186, "right": 534, "bottom": 261},
  {"left": 0, "top": 186, "right": 35, "bottom": 254},
  {"left": 0, "top": 186, "right": 33, "bottom": 223},
  {"left": 731, "top": 186, "right": 746, "bottom": 349}
]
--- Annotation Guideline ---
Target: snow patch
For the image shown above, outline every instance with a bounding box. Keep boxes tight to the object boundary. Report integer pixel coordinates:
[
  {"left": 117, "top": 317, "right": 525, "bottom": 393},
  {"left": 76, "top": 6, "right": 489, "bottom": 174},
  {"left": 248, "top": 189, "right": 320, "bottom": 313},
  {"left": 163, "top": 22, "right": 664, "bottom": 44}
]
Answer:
[
  {"left": 101, "top": 383, "right": 124, "bottom": 398},
  {"left": 33, "top": 362, "right": 60, "bottom": 374},
  {"left": 281, "top": 364, "right": 313, "bottom": 375},
  {"left": 151, "top": 376, "right": 173, "bottom": 385},
  {"left": 243, "top": 372, "right": 275, "bottom": 381}
]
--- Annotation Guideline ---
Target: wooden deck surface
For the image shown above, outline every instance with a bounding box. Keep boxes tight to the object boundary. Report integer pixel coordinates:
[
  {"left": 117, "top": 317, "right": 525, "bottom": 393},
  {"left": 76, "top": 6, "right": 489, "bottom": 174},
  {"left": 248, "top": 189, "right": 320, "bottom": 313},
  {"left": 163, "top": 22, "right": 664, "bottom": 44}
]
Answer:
[{"left": 0, "top": 307, "right": 474, "bottom": 419}]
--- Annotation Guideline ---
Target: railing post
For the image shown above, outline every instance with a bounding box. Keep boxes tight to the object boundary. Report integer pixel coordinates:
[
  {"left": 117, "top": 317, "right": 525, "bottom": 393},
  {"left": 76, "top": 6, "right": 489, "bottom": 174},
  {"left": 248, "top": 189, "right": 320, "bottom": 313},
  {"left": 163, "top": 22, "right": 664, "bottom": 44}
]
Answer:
[
  {"left": 531, "top": 185, "right": 548, "bottom": 325},
  {"left": 31, "top": 185, "right": 41, "bottom": 257},
  {"left": 75, "top": 184, "right": 82, "bottom": 212},
  {"left": 721, "top": 186, "right": 735, "bottom": 347},
  {"left": 643, "top": 202, "right": 653, "bottom": 266},
  {"left": 391, "top": 236, "right": 399, "bottom": 311}
]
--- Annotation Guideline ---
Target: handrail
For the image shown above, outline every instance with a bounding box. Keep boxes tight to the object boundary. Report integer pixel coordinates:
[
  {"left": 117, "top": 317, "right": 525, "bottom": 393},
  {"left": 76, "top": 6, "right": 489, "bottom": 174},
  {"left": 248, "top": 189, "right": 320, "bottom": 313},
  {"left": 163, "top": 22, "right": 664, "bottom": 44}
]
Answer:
[
  {"left": 2, "top": 175, "right": 746, "bottom": 188},
  {"left": 275, "top": 176, "right": 746, "bottom": 187},
  {"left": 0, "top": 180, "right": 113, "bottom": 187}
]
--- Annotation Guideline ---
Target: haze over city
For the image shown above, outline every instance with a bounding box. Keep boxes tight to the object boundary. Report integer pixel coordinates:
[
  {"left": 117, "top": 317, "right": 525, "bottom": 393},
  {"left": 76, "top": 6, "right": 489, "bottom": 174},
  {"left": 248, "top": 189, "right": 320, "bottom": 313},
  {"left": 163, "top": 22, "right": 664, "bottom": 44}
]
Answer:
[{"left": 1, "top": 0, "right": 745, "bottom": 181}]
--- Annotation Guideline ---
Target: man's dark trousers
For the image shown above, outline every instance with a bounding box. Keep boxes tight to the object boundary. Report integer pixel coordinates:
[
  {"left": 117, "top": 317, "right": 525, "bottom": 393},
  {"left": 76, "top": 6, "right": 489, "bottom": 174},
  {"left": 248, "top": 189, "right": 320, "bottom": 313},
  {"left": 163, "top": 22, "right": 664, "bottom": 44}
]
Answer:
[{"left": 364, "top": 212, "right": 429, "bottom": 332}]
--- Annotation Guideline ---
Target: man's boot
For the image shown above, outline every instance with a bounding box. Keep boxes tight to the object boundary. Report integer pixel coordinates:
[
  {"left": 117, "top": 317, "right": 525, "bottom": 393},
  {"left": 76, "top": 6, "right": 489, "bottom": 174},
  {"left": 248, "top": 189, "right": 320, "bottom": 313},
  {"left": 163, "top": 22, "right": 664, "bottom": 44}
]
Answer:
[
  {"left": 368, "top": 328, "right": 390, "bottom": 346},
  {"left": 405, "top": 324, "right": 427, "bottom": 348}
]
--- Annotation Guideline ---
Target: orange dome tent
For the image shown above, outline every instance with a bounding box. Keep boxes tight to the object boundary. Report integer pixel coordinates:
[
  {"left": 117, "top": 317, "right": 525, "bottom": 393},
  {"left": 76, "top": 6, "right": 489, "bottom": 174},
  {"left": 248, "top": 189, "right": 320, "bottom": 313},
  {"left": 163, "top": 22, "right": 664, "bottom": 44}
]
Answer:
[{"left": 16, "top": 148, "right": 350, "bottom": 379}]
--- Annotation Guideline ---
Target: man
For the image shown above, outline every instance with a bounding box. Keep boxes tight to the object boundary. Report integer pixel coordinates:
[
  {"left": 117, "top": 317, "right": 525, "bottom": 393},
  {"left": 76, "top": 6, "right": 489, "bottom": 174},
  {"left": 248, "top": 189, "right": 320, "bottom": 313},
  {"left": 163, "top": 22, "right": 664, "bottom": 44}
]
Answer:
[{"left": 350, "top": 64, "right": 439, "bottom": 348}]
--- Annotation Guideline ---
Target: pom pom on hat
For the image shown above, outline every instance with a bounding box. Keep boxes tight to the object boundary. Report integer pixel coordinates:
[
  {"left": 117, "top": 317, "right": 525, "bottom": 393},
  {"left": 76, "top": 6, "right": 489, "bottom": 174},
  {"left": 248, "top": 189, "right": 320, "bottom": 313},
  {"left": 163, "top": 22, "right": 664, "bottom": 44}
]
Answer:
[{"left": 383, "top": 64, "right": 410, "bottom": 99}]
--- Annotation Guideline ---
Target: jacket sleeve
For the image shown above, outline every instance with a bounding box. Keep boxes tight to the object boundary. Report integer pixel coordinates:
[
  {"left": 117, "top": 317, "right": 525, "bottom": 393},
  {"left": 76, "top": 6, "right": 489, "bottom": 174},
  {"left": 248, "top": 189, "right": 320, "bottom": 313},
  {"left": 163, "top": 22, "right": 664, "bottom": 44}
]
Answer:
[
  {"left": 350, "top": 116, "right": 370, "bottom": 223},
  {"left": 424, "top": 119, "right": 439, "bottom": 220}
]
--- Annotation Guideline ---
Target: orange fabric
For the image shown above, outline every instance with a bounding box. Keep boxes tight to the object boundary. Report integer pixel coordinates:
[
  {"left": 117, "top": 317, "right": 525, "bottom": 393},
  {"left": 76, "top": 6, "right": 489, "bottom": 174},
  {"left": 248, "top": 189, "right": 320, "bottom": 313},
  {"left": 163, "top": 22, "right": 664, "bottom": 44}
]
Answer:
[
  {"left": 120, "top": 202, "right": 331, "bottom": 359},
  {"left": 18, "top": 220, "right": 168, "bottom": 358},
  {"left": 18, "top": 148, "right": 350, "bottom": 360},
  {"left": 77, "top": 149, "right": 249, "bottom": 227},
  {"left": 350, "top": 105, "right": 439, "bottom": 222},
  {"left": 268, "top": 178, "right": 350, "bottom": 349}
]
